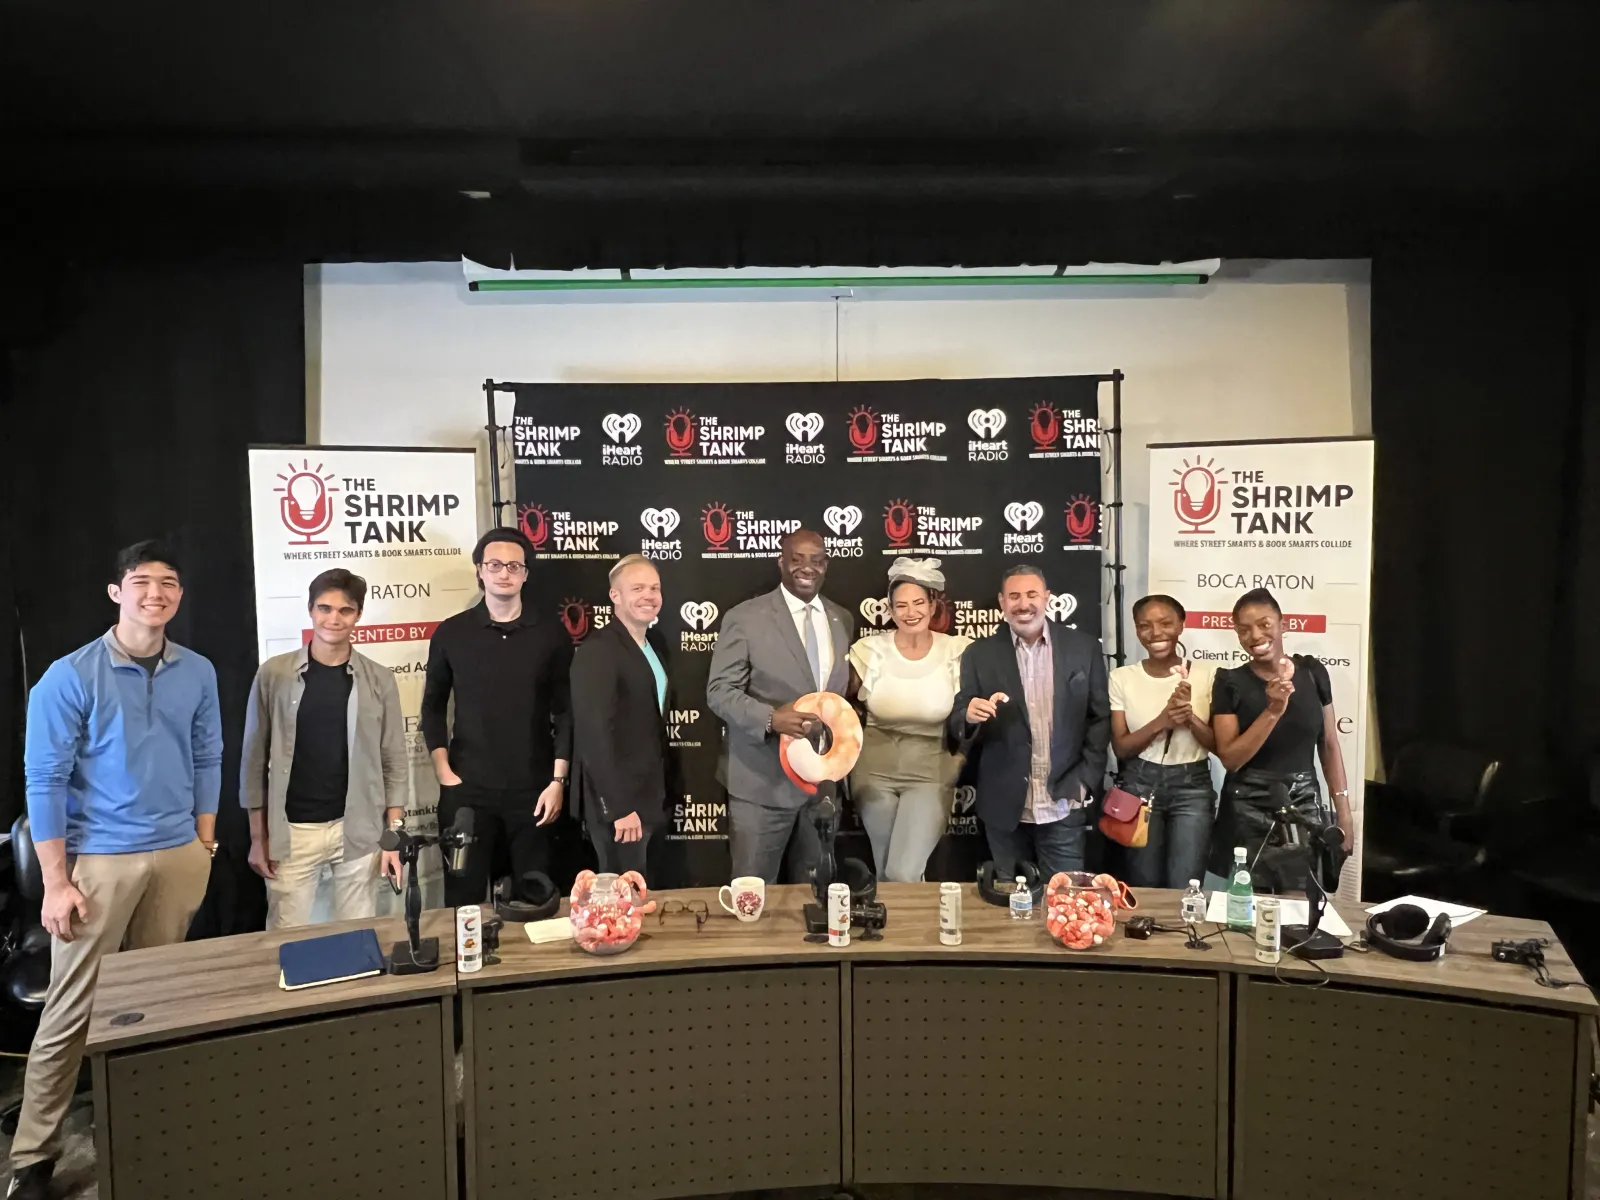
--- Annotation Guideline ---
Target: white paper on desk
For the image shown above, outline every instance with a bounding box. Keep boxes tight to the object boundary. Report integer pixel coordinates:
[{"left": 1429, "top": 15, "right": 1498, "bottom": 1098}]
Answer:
[
  {"left": 1203, "top": 892, "right": 1352, "bottom": 938},
  {"left": 523, "top": 917, "right": 574, "bottom": 944},
  {"left": 1364, "top": 895, "right": 1485, "bottom": 927}
]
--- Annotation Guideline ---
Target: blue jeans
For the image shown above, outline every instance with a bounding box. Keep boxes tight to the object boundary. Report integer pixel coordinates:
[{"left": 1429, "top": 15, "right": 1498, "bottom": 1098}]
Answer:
[
  {"left": 983, "top": 806, "right": 1091, "bottom": 879},
  {"left": 1118, "top": 758, "right": 1216, "bottom": 890}
]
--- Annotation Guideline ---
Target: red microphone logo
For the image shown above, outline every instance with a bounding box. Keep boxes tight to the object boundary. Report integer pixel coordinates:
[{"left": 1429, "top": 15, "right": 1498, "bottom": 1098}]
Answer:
[
  {"left": 883, "top": 499, "right": 916, "bottom": 548},
  {"left": 848, "top": 406, "right": 879, "bottom": 454},
  {"left": 518, "top": 504, "right": 551, "bottom": 550},
  {"left": 701, "top": 502, "right": 734, "bottom": 549},
  {"left": 1029, "top": 402, "right": 1059, "bottom": 451},
  {"left": 1171, "top": 458, "right": 1224, "bottom": 534},
  {"left": 665, "top": 407, "right": 697, "bottom": 457},
  {"left": 274, "top": 462, "right": 338, "bottom": 546},
  {"left": 1065, "top": 495, "right": 1099, "bottom": 543},
  {"left": 928, "top": 596, "right": 953, "bottom": 634},
  {"left": 558, "top": 598, "right": 592, "bottom": 643}
]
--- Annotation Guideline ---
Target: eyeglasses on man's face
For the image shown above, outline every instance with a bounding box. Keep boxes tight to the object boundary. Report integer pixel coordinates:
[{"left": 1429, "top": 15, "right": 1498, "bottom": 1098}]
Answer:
[{"left": 481, "top": 559, "right": 528, "bottom": 577}]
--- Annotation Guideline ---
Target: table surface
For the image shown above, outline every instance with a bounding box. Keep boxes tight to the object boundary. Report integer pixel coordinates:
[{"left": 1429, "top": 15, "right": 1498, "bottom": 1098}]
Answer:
[
  {"left": 466, "top": 883, "right": 1600, "bottom": 1016},
  {"left": 87, "top": 909, "right": 457, "bottom": 1053}
]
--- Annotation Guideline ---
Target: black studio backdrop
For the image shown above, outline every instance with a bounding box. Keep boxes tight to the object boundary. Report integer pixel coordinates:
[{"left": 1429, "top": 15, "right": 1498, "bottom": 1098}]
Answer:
[
  {"left": 1, "top": 262, "right": 304, "bottom": 935},
  {"left": 511, "top": 377, "right": 1107, "bottom": 889}
]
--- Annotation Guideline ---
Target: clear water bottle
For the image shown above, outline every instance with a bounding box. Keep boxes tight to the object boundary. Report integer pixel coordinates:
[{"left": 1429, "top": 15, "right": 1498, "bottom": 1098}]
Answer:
[
  {"left": 1226, "top": 847, "right": 1254, "bottom": 932},
  {"left": 1180, "top": 879, "right": 1206, "bottom": 928},
  {"left": 1009, "top": 876, "right": 1033, "bottom": 921}
]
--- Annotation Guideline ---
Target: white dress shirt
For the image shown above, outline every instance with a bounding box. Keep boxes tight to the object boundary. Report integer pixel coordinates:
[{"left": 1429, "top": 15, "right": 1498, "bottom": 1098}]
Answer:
[{"left": 780, "top": 584, "right": 832, "bottom": 691}]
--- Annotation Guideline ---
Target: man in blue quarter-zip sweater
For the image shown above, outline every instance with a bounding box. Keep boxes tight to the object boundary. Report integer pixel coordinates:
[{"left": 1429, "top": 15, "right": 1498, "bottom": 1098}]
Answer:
[{"left": 8, "top": 540, "right": 221, "bottom": 1200}]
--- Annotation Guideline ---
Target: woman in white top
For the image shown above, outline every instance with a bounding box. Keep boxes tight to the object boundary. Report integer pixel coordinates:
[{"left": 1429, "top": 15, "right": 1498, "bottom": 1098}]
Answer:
[
  {"left": 1107, "top": 594, "right": 1218, "bottom": 889},
  {"left": 846, "top": 558, "right": 971, "bottom": 882}
]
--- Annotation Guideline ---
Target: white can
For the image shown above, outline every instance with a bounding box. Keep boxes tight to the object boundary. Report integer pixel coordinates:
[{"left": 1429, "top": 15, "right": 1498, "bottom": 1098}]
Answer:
[
  {"left": 457, "top": 904, "right": 483, "bottom": 973},
  {"left": 827, "top": 883, "right": 851, "bottom": 947},
  {"left": 939, "top": 882, "right": 963, "bottom": 946},
  {"left": 1254, "top": 896, "right": 1281, "bottom": 964}
]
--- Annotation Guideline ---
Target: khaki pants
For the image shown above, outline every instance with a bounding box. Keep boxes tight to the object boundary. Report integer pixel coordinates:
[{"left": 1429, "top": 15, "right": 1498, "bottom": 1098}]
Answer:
[
  {"left": 264, "top": 819, "right": 379, "bottom": 930},
  {"left": 10, "top": 839, "right": 212, "bottom": 1170}
]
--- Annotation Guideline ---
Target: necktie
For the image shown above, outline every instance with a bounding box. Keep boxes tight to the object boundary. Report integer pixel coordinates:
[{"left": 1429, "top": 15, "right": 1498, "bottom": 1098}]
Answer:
[{"left": 803, "top": 603, "right": 824, "bottom": 691}]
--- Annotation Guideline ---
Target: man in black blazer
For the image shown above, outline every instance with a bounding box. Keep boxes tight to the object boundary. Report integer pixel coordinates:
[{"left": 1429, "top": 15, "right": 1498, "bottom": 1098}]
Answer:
[
  {"left": 570, "top": 555, "right": 673, "bottom": 875},
  {"left": 948, "top": 563, "right": 1110, "bottom": 877}
]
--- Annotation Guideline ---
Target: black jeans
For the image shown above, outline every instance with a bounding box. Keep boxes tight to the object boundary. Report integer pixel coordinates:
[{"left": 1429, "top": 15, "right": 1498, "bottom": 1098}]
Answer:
[
  {"left": 1210, "top": 767, "right": 1332, "bottom": 893},
  {"left": 437, "top": 783, "right": 552, "bottom": 908},
  {"left": 1117, "top": 758, "right": 1216, "bottom": 890}
]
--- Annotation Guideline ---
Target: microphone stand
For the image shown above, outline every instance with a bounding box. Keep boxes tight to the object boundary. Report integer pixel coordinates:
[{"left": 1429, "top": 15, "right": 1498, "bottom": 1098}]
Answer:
[{"left": 385, "top": 830, "right": 441, "bottom": 974}]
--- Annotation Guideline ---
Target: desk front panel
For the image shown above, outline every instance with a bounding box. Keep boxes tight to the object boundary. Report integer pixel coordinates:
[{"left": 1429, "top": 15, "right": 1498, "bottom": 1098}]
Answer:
[
  {"left": 1234, "top": 978, "right": 1581, "bottom": 1200},
  {"left": 468, "top": 965, "right": 842, "bottom": 1200},
  {"left": 103, "top": 1000, "right": 450, "bottom": 1200},
  {"left": 851, "top": 964, "right": 1223, "bottom": 1197}
]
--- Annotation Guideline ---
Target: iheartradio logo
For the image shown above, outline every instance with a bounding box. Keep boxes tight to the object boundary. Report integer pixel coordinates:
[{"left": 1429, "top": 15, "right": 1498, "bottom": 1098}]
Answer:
[
  {"left": 859, "top": 597, "right": 891, "bottom": 627},
  {"left": 786, "top": 412, "right": 824, "bottom": 442},
  {"left": 640, "top": 507, "right": 680, "bottom": 538},
  {"left": 1003, "top": 501, "right": 1043, "bottom": 532},
  {"left": 968, "top": 408, "right": 1006, "bottom": 439},
  {"left": 679, "top": 601, "right": 719, "bottom": 630},
  {"left": 1046, "top": 593, "right": 1079, "bottom": 624},
  {"left": 952, "top": 785, "right": 977, "bottom": 814},
  {"left": 824, "top": 505, "right": 863, "bottom": 537},
  {"left": 1171, "top": 456, "right": 1224, "bottom": 534},
  {"left": 603, "top": 413, "right": 642, "bottom": 444},
  {"left": 273, "top": 461, "right": 339, "bottom": 546}
]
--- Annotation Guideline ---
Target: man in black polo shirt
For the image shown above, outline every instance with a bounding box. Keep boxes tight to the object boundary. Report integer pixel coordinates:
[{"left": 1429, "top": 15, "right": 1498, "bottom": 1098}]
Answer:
[{"left": 421, "top": 527, "right": 573, "bottom": 907}]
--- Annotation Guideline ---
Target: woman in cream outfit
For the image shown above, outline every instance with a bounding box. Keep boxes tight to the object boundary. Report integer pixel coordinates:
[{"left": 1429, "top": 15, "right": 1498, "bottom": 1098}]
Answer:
[{"left": 847, "top": 558, "right": 971, "bottom": 882}]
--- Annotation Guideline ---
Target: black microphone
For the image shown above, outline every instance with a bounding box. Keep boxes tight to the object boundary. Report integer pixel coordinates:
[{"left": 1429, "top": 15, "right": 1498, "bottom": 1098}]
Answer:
[
  {"left": 1273, "top": 803, "right": 1345, "bottom": 852},
  {"left": 444, "top": 806, "right": 476, "bottom": 874}
]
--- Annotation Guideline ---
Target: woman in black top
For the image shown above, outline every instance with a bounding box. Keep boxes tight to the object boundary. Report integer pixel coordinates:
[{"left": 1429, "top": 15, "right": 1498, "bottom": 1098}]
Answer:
[{"left": 1209, "top": 588, "right": 1353, "bottom": 892}]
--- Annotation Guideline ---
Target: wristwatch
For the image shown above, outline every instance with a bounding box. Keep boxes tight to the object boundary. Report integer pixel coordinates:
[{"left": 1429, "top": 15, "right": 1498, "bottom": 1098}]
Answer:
[{"left": 553, "top": 777, "right": 569, "bottom": 789}]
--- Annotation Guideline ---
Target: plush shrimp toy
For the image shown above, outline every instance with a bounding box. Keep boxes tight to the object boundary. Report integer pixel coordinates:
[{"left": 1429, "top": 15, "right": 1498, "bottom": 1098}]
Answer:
[{"left": 1045, "top": 872, "right": 1138, "bottom": 950}]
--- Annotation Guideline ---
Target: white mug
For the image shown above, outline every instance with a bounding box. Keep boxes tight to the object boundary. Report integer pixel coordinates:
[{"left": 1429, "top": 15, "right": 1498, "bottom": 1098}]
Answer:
[{"left": 719, "top": 876, "right": 766, "bottom": 922}]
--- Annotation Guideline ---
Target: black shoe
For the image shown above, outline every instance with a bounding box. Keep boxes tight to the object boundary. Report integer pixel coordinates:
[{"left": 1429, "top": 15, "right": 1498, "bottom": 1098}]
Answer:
[{"left": 6, "top": 1161, "right": 53, "bottom": 1200}]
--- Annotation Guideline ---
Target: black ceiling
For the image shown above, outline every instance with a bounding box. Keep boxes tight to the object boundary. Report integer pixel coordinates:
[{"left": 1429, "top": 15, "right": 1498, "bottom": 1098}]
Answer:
[{"left": 4, "top": 1, "right": 1597, "bottom": 266}]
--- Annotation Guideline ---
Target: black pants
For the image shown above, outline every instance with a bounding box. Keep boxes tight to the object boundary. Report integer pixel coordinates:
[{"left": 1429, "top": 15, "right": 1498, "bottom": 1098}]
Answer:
[
  {"left": 587, "top": 812, "right": 652, "bottom": 877},
  {"left": 437, "top": 783, "right": 552, "bottom": 908},
  {"left": 1210, "top": 767, "right": 1335, "bottom": 893}
]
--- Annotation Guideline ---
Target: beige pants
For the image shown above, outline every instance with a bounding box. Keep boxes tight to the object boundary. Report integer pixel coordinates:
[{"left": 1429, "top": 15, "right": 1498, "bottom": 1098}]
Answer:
[
  {"left": 10, "top": 838, "right": 212, "bottom": 1169},
  {"left": 264, "top": 819, "right": 379, "bottom": 930}
]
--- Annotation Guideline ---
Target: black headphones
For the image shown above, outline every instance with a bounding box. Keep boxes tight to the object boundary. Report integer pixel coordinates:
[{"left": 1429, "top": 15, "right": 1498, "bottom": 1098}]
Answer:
[
  {"left": 1364, "top": 904, "right": 1452, "bottom": 962},
  {"left": 977, "top": 860, "right": 1044, "bottom": 909},
  {"left": 492, "top": 871, "right": 561, "bottom": 923}
]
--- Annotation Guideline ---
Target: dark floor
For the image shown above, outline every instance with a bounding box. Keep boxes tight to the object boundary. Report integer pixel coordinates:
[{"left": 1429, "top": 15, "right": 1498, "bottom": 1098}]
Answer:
[{"left": 3, "top": 1059, "right": 1595, "bottom": 1199}]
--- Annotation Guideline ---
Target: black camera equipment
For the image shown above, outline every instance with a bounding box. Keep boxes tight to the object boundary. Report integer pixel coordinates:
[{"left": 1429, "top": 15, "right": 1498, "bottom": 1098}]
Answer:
[
  {"left": 1491, "top": 937, "right": 1571, "bottom": 989},
  {"left": 380, "top": 807, "right": 477, "bottom": 975}
]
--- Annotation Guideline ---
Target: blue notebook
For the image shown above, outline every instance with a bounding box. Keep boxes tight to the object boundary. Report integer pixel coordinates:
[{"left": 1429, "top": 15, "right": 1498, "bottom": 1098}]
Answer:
[{"left": 277, "top": 929, "right": 386, "bottom": 991}]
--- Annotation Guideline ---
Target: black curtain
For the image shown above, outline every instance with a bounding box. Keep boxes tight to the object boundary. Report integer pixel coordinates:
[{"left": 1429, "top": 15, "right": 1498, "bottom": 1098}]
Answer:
[
  {"left": 1, "top": 262, "right": 305, "bottom": 933},
  {"left": 1371, "top": 258, "right": 1600, "bottom": 787}
]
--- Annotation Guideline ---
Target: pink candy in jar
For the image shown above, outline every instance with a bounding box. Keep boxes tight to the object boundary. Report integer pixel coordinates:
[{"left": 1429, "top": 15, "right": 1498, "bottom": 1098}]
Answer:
[{"left": 569, "top": 870, "right": 656, "bottom": 955}]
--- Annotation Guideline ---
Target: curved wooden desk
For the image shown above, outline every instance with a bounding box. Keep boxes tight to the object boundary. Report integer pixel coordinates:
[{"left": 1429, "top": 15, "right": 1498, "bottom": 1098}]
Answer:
[
  {"left": 85, "top": 886, "right": 1595, "bottom": 1200},
  {"left": 87, "top": 910, "right": 459, "bottom": 1200},
  {"left": 460, "top": 883, "right": 1596, "bottom": 1200}
]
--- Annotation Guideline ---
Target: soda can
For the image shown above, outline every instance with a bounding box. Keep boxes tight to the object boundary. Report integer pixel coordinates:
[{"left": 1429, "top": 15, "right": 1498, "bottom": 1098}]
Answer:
[
  {"left": 1254, "top": 896, "right": 1281, "bottom": 965},
  {"left": 939, "top": 882, "right": 963, "bottom": 946},
  {"left": 457, "top": 904, "right": 483, "bottom": 974},
  {"left": 827, "top": 882, "right": 851, "bottom": 947}
]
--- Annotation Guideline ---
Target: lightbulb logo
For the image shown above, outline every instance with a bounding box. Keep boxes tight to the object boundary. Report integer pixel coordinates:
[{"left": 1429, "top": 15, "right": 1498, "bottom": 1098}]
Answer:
[
  {"left": 847, "top": 406, "right": 880, "bottom": 455},
  {"left": 883, "top": 499, "right": 916, "bottom": 548},
  {"left": 664, "top": 407, "right": 697, "bottom": 457},
  {"left": 701, "top": 502, "right": 734, "bottom": 549},
  {"left": 274, "top": 461, "right": 339, "bottom": 545},
  {"left": 517, "top": 504, "right": 551, "bottom": 550},
  {"left": 557, "top": 598, "right": 592, "bottom": 643},
  {"left": 1065, "top": 495, "right": 1100, "bottom": 544},
  {"left": 1171, "top": 457, "right": 1224, "bottom": 534},
  {"left": 1029, "top": 402, "right": 1060, "bottom": 451}
]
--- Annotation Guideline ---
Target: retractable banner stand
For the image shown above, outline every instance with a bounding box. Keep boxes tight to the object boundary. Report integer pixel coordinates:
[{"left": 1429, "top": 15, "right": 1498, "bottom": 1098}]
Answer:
[
  {"left": 1147, "top": 438, "right": 1375, "bottom": 902},
  {"left": 511, "top": 378, "right": 1106, "bottom": 889},
  {"left": 247, "top": 446, "right": 480, "bottom": 909}
]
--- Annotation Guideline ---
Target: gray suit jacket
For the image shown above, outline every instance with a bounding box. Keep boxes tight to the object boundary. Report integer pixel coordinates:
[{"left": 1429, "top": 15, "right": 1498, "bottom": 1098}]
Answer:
[{"left": 706, "top": 586, "right": 852, "bottom": 810}]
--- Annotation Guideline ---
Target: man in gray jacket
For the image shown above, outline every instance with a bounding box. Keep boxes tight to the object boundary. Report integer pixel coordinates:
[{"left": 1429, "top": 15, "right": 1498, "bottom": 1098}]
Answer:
[
  {"left": 241, "top": 569, "right": 408, "bottom": 928},
  {"left": 706, "top": 530, "right": 851, "bottom": 883}
]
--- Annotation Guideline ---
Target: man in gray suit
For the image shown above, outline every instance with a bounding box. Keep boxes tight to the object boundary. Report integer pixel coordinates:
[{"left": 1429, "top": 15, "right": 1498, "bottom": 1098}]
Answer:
[{"left": 707, "top": 529, "right": 852, "bottom": 883}]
